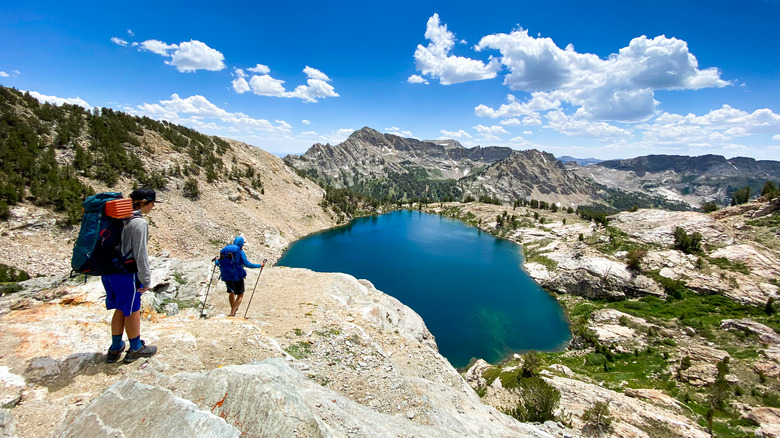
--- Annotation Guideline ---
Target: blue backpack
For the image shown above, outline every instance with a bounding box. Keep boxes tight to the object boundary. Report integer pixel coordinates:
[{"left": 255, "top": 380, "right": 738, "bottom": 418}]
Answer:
[
  {"left": 218, "top": 244, "right": 245, "bottom": 281},
  {"left": 71, "top": 192, "right": 137, "bottom": 276}
]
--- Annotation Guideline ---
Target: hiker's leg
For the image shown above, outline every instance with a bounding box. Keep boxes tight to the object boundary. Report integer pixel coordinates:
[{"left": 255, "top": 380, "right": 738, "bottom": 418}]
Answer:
[
  {"left": 125, "top": 310, "right": 141, "bottom": 340},
  {"left": 232, "top": 294, "right": 243, "bottom": 315},
  {"left": 228, "top": 292, "right": 236, "bottom": 314},
  {"left": 111, "top": 309, "right": 125, "bottom": 336}
]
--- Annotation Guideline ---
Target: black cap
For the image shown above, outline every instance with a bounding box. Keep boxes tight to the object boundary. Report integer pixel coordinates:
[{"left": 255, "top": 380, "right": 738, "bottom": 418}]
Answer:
[{"left": 130, "top": 188, "right": 161, "bottom": 203}]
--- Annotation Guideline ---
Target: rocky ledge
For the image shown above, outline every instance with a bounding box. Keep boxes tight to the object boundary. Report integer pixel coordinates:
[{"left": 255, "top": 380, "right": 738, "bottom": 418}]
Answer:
[{"left": 0, "top": 260, "right": 563, "bottom": 437}]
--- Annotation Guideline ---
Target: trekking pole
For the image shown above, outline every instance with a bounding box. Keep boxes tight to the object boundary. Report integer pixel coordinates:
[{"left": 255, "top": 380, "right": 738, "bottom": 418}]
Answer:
[
  {"left": 243, "top": 259, "right": 267, "bottom": 319},
  {"left": 200, "top": 257, "right": 218, "bottom": 318}
]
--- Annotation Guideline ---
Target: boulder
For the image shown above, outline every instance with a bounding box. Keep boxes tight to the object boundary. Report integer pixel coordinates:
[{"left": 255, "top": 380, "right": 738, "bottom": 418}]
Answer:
[
  {"left": 169, "top": 358, "right": 554, "bottom": 438},
  {"left": 464, "top": 358, "right": 491, "bottom": 388},
  {"left": 755, "top": 346, "right": 780, "bottom": 378},
  {"left": 677, "top": 345, "right": 731, "bottom": 386},
  {"left": 743, "top": 407, "right": 780, "bottom": 438},
  {"left": 528, "top": 251, "right": 664, "bottom": 300},
  {"left": 0, "top": 408, "right": 16, "bottom": 437},
  {"left": 0, "top": 368, "right": 24, "bottom": 409},
  {"left": 58, "top": 380, "right": 240, "bottom": 438},
  {"left": 720, "top": 319, "right": 780, "bottom": 346}
]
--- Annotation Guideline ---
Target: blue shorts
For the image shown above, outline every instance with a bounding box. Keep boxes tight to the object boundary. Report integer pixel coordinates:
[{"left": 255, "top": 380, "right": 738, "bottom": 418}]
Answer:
[{"left": 103, "top": 273, "right": 142, "bottom": 316}]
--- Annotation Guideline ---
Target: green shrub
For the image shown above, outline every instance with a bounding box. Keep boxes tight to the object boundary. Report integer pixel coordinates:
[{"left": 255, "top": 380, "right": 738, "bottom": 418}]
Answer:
[
  {"left": 505, "top": 376, "right": 560, "bottom": 422},
  {"left": 673, "top": 227, "right": 702, "bottom": 254},
  {"left": 183, "top": 177, "right": 200, "bottom": 200},
  {"left": 522, "top": 351, "right": 544, "bottom": 377},
  {"left": 626, "top": 248, "right": 646, "bottom": 271},
  {"left": 701, "top": 201, "right": 719, "bottom": 213},
  {"left": 731, "top": 186, "right": 750, "bottom": 205},
  {"left": 0, "top": 264, "right": 30, "bottom": 282},
  {"left": 582, "top": 400, "right": 613, "bottom": 434}
]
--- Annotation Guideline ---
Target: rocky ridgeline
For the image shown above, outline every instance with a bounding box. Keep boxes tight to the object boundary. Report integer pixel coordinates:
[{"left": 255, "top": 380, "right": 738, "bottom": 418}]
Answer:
[
  {"left": 284, "top": 126, "right": 515, "bottom": 184},
  {"left": 284, "top": 127, "right": 604, "bottom": 206},
  {"left": 0, "top": 260, "right": 567, "bottom": 437}
]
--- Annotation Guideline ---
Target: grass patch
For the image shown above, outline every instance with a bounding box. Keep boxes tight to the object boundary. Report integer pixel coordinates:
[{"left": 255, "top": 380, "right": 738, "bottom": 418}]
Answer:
[
  {"left": 708, "top": 257, "right": 751, "bottom": 275},
  {"left": 613, "top": 292, "right": 754, "bottom": 325},
  {"left": 745, "top": 215, "right": 780, "bottom": 227},
  {"left": 284, "top": 341, "right": 312, "bottom": 359},
  {"left": 526, "top": 254, "right": 558, "bottom": 270},
  {"left": 173, "top": 271, "right": 186, "bottom": 284},
  {"left": 555, "top": 349, "right": 675, "bottom": 392},
  {"left": 315, "top": 327, "right": 340, "bottom": 336},
  {"left": 160, "top": 297, "right": 202, "bottom": 310},
  {"left": 595, "top": 226, "right": 651, "bottom": 255}
]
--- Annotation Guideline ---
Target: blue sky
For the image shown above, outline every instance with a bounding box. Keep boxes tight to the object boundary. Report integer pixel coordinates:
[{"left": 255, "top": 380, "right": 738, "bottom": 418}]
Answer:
[{"left": 2, "top": 0, "right": 779, "bottom": 160}]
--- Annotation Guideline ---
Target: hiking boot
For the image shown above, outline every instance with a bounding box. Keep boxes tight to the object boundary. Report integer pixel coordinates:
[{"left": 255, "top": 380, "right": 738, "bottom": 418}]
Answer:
[
  {"left": 105, "top": 341, "right": 125, "bottom": 363},
  {"left": 123, "top": 340, "right": 157, "bottom": 363}
]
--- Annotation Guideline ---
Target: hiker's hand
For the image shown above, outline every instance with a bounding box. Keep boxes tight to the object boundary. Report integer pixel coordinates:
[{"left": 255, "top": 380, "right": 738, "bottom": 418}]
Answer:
[{"left": 137, "top": 286, "right": 149, "bottom": 293}]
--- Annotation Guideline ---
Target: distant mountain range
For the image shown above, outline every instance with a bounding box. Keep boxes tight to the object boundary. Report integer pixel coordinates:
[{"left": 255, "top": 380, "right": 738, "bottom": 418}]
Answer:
[
  {"left": 285, "top": 127, "right": 780, "bottom": 210},
  {"left": 572, "top": 154, "right": 780, "bottom": 208}
]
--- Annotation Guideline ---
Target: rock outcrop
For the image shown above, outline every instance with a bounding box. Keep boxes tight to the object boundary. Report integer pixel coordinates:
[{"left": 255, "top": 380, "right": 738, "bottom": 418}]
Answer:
[{"left": 0, "top": 262, "right": 557, "bottom": 437}]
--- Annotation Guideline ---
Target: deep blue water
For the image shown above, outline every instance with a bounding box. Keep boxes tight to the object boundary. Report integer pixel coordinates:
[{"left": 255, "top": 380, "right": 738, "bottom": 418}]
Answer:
[{"left": 277, "top": 210, "right": 571, "bottom": 368}]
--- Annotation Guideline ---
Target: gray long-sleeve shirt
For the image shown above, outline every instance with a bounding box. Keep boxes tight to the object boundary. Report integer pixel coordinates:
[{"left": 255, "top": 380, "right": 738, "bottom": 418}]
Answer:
[{"left": 121, "top": 210, "right": 151, "bottom": 287}]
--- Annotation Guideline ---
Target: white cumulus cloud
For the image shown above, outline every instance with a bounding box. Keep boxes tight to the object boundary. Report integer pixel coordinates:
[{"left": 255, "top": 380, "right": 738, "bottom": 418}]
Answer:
[
  {"left": 131, "top": 93, "right": 291, "bottom": 135},
  {"left": 0, "top": 71, "right": 9, "bottom": 77},
  {"left": 440, "top": 129, "right": 472, "bottom": 138},
  {"left": 474, "top": 124, "right": 509, "bottom": 135},
  {"left": 641, "top": 105, "right": 780, "bottom": 144},
  {"left": 249, "top": 74, "right": 288, "bottom": 96},
  {"left": 247, "top": 64, "right": 271, "bottom": 74},
  {"left": 26, "top": 91, "right": 91, "bottom": 108},
  {"left": 232, "top": 77, "right": 251, "bottom": 94},
  {"left": 139, "top": 39, "right": 225, "bottom": 72},
  {"left": 407, "top": 75, "right": 429, "bottom": 84},
  {"left": 475, "top": 92, "right": 561, "bottom": 119},
  {"left": 413, "top": 13, "right": 501, "bottom": 85},
  {"left": 169, "top": 40, "right": 225, "bottom": 72},
  {"left": 234, "top": 65, "right": 338, "bottom": 103},
  {"left": 385, "top": 127, "right": 415, "bottom": 138},
  {"left": 474, "top": 30, "right": 730, "bottom": 122},
  {"left": 545, "top": 110, "right": 632, "bottom": 138},
  {"left": 140, "top": 39, "right": 178, "bottom": 56},
  {"left": 111, "top": 37, "right": 129, "bottom": 47}
]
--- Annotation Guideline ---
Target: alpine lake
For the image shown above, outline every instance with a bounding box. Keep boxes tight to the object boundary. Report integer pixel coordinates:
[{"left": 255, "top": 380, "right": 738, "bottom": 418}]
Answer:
[{"left": 277, "top": 210, "right": 571, "bottom": 369}]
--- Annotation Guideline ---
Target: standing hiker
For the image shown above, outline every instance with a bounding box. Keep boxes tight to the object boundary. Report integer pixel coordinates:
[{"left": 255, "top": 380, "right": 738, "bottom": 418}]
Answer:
[
  {"left": 215, "top": 236, "right": 265, "bottom": 316},
  {"left": 103, "top": 188, "right": 159, "bottom": 363}
]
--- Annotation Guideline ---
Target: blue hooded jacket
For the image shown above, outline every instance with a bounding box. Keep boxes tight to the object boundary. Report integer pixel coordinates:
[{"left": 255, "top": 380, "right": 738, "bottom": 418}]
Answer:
[
  {"left": 231, "top": 236, "right": 263, "bottom": 269},
  {"left": 215, "top": 236, "right": 263, "bottom": 280}
]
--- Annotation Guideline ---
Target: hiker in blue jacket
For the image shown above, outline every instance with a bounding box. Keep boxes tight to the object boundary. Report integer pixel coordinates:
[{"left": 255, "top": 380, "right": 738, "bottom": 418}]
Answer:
[
  {"left": 103, "top": 188, "right": 159, "bottom": 363},
  {"left": 215, "top": 236, "right": 265, "bottom": 316}
]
